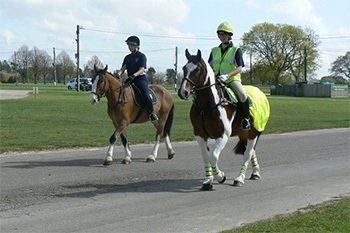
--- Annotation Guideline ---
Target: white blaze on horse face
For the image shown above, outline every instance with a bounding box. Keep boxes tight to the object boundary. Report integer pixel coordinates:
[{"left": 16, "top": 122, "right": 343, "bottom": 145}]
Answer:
[
  {"left": 179, "top": 62, "right": 197, "bottom": 99},
  {"left": 90, "top": 75, "right": 100, "bottom": 104}
]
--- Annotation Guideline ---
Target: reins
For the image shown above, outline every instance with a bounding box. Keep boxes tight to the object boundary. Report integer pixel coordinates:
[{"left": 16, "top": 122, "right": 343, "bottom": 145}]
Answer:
[{"left": 92, "top": 73, "right": 127, "bottom": 108}]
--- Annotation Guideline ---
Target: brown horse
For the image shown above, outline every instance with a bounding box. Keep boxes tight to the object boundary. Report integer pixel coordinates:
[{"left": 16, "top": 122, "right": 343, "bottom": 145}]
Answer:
[
  {"left": 178, "top": 49, "right": 270, "bottom": 190},
  {"left": 90, "top": 65, "right": 175, "bottom": 165}
]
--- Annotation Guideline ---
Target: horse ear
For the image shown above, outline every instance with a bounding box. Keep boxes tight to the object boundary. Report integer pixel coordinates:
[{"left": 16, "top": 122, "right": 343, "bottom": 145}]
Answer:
[
  {"left": 197, "top": 49, "right": 202, "bottom": 60},
  {"left": 94, "top": 64, "right": 98, "bottom": 73},
  {"left": 104, "top": 65, "right": 108, "bottom": 72},
  {"left": 185, "top": 49, "right": 191, "bottom": 60}
]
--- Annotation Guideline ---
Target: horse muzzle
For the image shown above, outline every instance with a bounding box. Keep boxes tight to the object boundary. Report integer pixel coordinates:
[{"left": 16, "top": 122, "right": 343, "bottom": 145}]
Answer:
[
  {"left": 90, "top": 92, "right": 101, "bottom": 104},
  {"left": 177, "top": 88, "right": 190, "bottom": 100}
]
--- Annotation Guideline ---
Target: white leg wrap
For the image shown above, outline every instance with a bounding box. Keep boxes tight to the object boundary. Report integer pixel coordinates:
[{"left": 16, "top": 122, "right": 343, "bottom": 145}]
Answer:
[
  {"left": 150, "top": 135, "right": 161, "bottom": 159},
  {"left": 105, "top": 145, "right": 114, "bottom": 161},
  {"left": 164, "top": 135, "right": 175, "bottom": 155},
  {"left": 203, "top": 176, "right": 214, "bottom": 185},
  {"left": 235, "top": 173, "right": 245, "bottom": 184}
]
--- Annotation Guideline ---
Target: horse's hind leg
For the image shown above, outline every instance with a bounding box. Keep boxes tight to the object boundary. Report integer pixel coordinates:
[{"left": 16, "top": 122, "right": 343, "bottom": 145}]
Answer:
[
  {"left": 164, "top": 134, "right": 175, "bottom": 159},
  {"left": 233, "top": 137, "right": 258, "bottom": 186},
  {"left": 249, "top": 151, "right": 261, "bottom": 180},
  {"left": 103, "top": 132, "right": 118, "bottom": 166},
  {"left": 120, "top": 132, "right": 132, "bottom": 164}
]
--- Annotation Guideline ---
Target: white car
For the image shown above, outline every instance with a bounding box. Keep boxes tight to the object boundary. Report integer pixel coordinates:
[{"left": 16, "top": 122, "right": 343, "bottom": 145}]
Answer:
[{"left": 67, "top": 78, "right": 92, "bottom": 90}]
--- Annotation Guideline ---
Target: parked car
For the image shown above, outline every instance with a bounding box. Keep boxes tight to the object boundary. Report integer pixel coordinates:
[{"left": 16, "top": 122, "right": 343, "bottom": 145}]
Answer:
[
  {"left": 79, "top": 79, "right": 92, "bottom": 91},
  {"left": 67, "top": 79, "right": 77, "bottom": 89},
  {"left": 67, "top": 78, "right": 92, "bottom": 91}
]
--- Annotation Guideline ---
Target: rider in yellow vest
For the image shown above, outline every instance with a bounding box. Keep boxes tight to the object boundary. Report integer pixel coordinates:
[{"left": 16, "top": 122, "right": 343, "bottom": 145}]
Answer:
[{"left": 209, "top": 21, "right": 250, "bottom": 131}]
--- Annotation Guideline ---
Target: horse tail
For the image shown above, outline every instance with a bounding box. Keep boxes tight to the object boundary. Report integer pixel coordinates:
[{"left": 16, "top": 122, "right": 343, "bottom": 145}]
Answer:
[
  {"left": 164, "top": 104, "right": 174, "bottom": 136},
  {"left": 233, "top": 132, "right": 262, "bottom": 155}
]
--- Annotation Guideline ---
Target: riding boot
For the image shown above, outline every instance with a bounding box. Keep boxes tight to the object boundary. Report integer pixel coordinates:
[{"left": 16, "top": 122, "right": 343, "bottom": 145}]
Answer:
[
  {"left": 145, "top": 99, "right": 159, "bottom": 126},
  {"left": 241, "top": 100, "right": 251, "bottom": 131}
]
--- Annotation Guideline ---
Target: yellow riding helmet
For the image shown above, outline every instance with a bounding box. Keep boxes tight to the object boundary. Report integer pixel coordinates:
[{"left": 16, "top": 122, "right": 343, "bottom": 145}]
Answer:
[{"left": 217, "top": 22, "right": 233, "bottom": 35}]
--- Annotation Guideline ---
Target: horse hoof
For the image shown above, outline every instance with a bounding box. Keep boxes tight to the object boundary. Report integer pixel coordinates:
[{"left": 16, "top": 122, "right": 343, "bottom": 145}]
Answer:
[
  {"left": 249, "top": 174, "right": 260, "bottom": 180},
  {"left": 233, "top": 180, "right": 243, "bottom": 187},
  {"left": 103, "top": 160, "right": 113, "bottom": 166},
  {"left": 218, "top": 176, "right": 226, "bottom": 184},
  {"left": 168, "top": 152, "right": 175, "bottom": 160},
  {"left": 200, "top": 183, "right": 214, "bottom": 191},
  {"left": 121, "top": 158, "right": 131, "bottom": 165},
  {"left": 146, "top": 156, "right": 155, "bottom": 163}
]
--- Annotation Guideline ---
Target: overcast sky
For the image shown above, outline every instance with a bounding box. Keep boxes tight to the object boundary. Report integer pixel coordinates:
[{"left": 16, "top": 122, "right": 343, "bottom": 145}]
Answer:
[{"left": 1, "top": 0, "right": 349, "bottom": 78}]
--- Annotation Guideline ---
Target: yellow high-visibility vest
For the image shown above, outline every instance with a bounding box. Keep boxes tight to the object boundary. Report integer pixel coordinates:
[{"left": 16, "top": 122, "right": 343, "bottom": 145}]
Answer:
[{"left": 211, "top": 46, "right": 241, "bottom": 83}]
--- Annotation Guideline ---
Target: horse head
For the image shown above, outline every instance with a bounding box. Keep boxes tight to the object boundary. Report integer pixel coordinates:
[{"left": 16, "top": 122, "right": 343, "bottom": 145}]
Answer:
[
  {"left": 90, "top": 64, "right": 108, "bottom": 104},
  {"left": 178, "top": 49, "right": 214, "bottom": 100}
]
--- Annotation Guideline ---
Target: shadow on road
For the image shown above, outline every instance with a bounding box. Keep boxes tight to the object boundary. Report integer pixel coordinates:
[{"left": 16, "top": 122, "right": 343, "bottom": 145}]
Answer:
[
  {"left": 1, "top": 157, "right": 165, "bottom": 168},
  {"left": 57, "top": 178, "right": 202, "bottom": 198}
]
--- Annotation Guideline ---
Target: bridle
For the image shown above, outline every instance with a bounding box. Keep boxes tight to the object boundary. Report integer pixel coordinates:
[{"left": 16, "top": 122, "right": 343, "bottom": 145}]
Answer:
[
  {"left": 91, "top": 72, "right": 126, "bottom": 106},
  {"left": 91, "top": 74, "right": 108, "bottom": 102},
  {"left": 182, "top": 60, "right": 217, "bottom": 94}
]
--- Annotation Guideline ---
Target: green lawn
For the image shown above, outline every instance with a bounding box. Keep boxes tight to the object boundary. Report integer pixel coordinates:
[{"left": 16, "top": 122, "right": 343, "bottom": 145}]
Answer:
[
  {"left": 222, "top": 196, "right": 350, "bottom": 233},
  {"left": 0, "top": 83, "right": 349, "bottom": 153}
]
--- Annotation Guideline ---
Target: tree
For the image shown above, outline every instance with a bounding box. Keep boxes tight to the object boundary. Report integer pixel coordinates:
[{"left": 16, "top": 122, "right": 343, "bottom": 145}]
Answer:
[
  {"left": 242, "top": 23, "right": 320, "bottom": 85},
  {"left": 56, "top": 50, "right": 75, "bottom": 84},
  {"left": 30, "top": 47, "right": 52, "bottom": 84},
  {"left": 84, "top": 55, "right": 103, "bottom": 78},
  {"left": 330, "top": 51, "right": 350, "bottom": 79},
  {"left": 165, "top": 68, "right": 176, "bottom": 84},
  {"left": 0, "top": 60, "right": 11, "bottom": 72},
  {"left": 11, "top": 45, "right": 31, "bottom": 83},
  {"left": 147, "top": 67, "right": 156, "bottom": 84}
]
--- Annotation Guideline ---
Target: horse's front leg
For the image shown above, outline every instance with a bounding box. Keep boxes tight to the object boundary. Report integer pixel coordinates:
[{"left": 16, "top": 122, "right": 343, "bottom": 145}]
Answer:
[
  {"left": 210, "top": 135, "right": 228, "bottom": 184},
  {"left": 103, "top": 131, "right": 118, "bottom": 166},
  {"left": 233, "top": 137, "right": 258, "bottom": 186},
  {"left": 196, "top": 136, "right": 213, "bottom": 191},
  {"left": 120, "top": 131, "right": 132, "bottom": 164}
]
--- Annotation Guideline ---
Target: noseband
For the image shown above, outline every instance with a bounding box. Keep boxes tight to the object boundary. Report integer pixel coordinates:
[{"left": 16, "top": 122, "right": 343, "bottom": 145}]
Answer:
[
  {"left": 183, "top": 63, "right": 216, "bottom": 93},
  {"left": 91, "top": 73, "right": 111, "bottom": 101}
]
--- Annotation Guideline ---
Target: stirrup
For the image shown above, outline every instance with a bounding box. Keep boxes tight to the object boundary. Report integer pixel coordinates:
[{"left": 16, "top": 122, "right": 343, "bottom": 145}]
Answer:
[{"left": 241, "top": 118, "right": 250, "bottom": 131}]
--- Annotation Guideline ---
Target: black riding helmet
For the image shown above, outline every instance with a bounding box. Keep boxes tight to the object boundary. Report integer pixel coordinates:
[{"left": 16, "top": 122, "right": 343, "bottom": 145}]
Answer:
[{"left": 125, "top": 36, "right": 140, "bottom": 46}]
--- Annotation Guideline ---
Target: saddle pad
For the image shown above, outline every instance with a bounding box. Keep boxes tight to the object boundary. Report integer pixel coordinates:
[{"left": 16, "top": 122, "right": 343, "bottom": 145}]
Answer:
[
  {"left": 244, "top": 85, "right": 270, "bottom": 132},
  {"left": 130, "top": 84, "right": 158, "bottom": 107},
  {"left": 224, "top": 85, "right": 269, "bottom": 131}
]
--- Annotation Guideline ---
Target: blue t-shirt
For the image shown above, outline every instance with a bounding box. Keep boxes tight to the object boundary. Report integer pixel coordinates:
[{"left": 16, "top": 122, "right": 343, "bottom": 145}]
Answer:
[{"left": 122, "top": 51, "right": 147, "bottom": 77}]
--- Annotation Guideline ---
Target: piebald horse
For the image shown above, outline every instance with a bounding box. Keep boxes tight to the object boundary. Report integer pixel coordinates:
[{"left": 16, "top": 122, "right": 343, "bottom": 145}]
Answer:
[
  {"left": 178, "top": 49, "right": 270, "bottom": 190},
  {"left": 90, "top": 65, "right": 175, "bottom": 165}
]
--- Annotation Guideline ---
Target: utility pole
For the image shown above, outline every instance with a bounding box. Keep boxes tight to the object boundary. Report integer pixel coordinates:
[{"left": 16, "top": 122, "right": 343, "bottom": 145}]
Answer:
[
  {"left": 249, "top": 52, "right": 253, "bottom": 84},
  {"left": 304, "top": 46, "right": 307, "bottom": 82},
  {"left": 76, "top": 25, "right": 81, "bottom": 91},
  {"left": 53, "top": 47, "right": 57, "bottom": 86},
  {"left": 12, "top": 51, "right": 18, "bottom": 86},
  {"left": 174, "top": 46, "right": 178, "bottom": 91}
]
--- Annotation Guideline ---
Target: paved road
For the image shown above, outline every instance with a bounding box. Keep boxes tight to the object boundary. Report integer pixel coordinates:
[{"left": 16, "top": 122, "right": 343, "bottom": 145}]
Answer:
[
  {"left": 0, "top": 90, "right": 30, "bottom": 100},
  {"left": 1, "top": 128, "right": 349, "bottom": 233}
]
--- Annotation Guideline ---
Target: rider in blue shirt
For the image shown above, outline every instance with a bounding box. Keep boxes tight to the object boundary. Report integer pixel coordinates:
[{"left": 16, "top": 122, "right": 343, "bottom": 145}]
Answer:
[{"left": 117, "top": 36, "right": 158, "bottom": 123}]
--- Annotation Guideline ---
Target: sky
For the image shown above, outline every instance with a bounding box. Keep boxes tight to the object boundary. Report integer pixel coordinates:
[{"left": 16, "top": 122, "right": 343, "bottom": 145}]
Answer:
[{"left": 0, "top": 0, "right": 349, "bottom": 79}]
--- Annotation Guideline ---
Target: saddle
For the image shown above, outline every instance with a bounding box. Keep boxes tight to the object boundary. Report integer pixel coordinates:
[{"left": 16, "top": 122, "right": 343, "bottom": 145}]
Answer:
[
  {"left": 129, "top": 83, "right": 158, "bottom": 107},
  {"left": 218, "top": 84, "right": 253, "bottom": 107}
]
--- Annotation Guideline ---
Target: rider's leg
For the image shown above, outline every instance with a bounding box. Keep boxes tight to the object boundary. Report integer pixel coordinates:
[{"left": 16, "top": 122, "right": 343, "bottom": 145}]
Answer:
[
  {"left": 133, "top": 78, "right": 158, "bottom": 122},
  {"left": 228, "top": 81, "right": 250, "bottom": 130}
]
